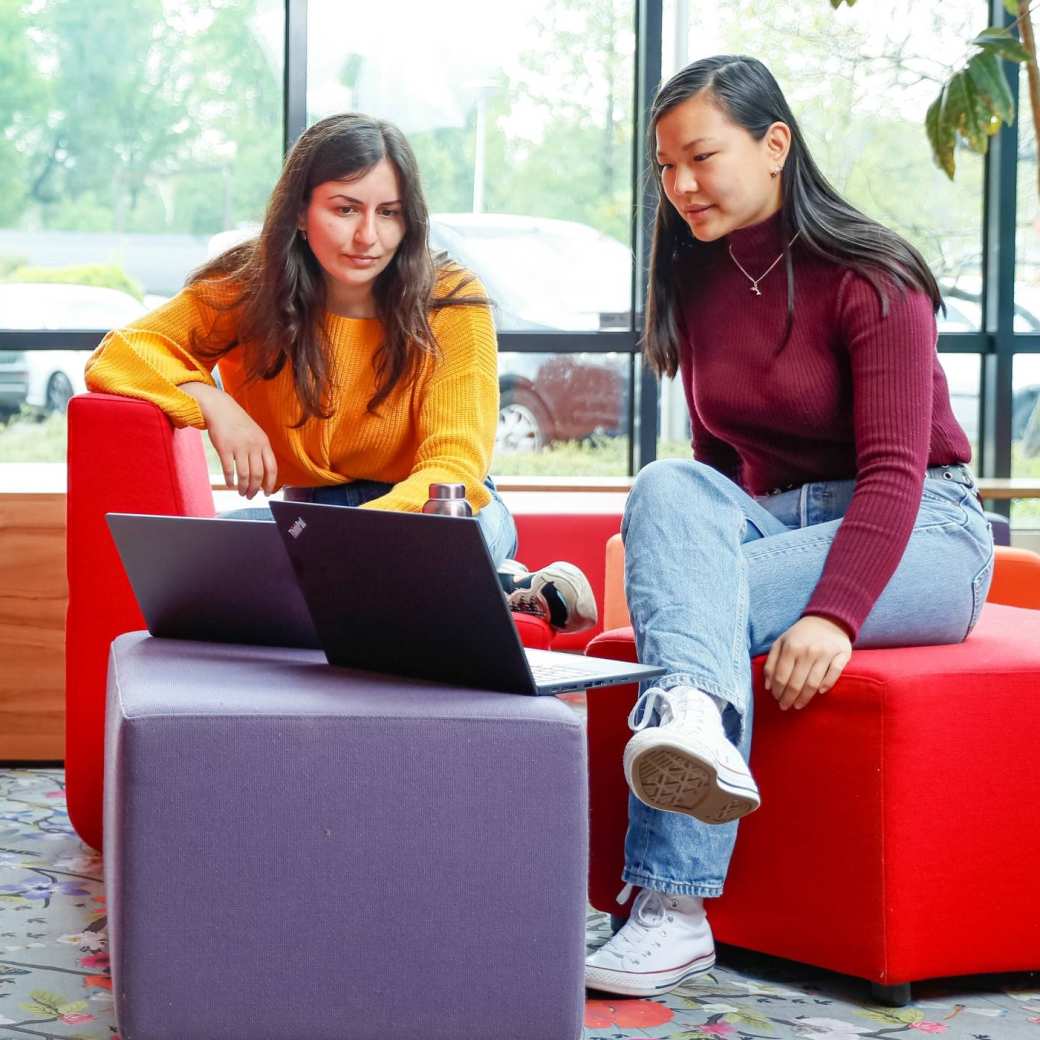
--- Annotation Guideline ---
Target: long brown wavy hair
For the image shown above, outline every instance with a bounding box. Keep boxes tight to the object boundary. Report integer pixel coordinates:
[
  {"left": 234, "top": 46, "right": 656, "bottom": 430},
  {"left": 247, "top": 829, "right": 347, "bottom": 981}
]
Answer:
[{"left": 187, "top": 112, "right": 486, "bottom": 423}]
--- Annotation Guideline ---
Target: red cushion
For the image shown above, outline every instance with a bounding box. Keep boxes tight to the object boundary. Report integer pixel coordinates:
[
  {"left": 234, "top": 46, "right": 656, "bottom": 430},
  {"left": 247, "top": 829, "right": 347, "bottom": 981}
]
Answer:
[
  {"left": 512, "top": 614, "right": 553, "bottom": 650},
  {"left": 586, "top": 603, "right": 1040, "bottom": 985},
  {"left": 513, "top": 513, "right": 621, "bottom": 651},
  {"left": 66, "top": 394, "right": 215, "bottom": 850}
]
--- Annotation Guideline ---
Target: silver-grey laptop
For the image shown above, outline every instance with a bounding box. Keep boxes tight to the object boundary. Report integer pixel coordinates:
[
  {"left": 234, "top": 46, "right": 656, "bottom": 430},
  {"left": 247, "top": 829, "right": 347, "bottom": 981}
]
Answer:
[
  {"left": 106, "top": 513, "right": 321, "bottom": 649},
  {"left": 269, "top": 499, "right": 664, "bottom": 695}
]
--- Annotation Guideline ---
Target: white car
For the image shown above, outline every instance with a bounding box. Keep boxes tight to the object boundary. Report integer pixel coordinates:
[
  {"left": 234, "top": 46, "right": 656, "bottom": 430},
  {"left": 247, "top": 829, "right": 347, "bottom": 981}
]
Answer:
[{"left": 0, "top": 283, "right": 149, "bottom": 415}]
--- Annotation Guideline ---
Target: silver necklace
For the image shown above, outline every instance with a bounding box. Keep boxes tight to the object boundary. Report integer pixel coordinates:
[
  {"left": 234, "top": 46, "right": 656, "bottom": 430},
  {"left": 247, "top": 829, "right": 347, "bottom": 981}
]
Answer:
[{"left": 728, "top": 230, "right": 801, "bottom": 295}]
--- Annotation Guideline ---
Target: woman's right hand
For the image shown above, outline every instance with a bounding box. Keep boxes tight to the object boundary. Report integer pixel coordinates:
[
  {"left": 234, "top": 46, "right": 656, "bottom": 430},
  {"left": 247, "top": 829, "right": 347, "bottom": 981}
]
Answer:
[{"left": 179, "top": 382, "right": 278, "bottom": 498}]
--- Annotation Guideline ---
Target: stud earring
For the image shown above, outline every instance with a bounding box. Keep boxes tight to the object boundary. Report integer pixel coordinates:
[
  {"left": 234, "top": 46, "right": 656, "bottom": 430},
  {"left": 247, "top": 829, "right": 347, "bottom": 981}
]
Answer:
[{"left": 770, "top": 166, "right": 782, "bottom": 178}]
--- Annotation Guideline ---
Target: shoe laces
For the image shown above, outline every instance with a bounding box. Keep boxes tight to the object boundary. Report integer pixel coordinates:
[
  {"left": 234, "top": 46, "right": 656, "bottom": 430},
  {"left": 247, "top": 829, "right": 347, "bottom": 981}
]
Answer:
[
  {"left": 627, "top": 687, "right": 719, "bottom": 733},
  {"left": 508, "top": 588, "right": 549, "bottom": 619},
  {"left": 602, "top": 888, "right": 683, "bottom": 966},
  {"left": 508, "top": 581, "right": 569, "bottom": 630}
]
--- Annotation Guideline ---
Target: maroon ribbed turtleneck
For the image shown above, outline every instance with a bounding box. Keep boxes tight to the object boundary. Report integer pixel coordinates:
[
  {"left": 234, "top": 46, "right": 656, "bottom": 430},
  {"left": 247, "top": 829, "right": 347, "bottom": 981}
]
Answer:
[{"left": 677, "top": 208, "right": 971, "bottom": 639}]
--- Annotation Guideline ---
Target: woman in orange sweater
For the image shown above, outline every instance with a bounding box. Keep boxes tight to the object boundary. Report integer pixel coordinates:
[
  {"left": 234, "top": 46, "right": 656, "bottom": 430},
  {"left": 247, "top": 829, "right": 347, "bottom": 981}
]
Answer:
[{"left": 85, "top": 113, "right": 595, "bottom": 633}]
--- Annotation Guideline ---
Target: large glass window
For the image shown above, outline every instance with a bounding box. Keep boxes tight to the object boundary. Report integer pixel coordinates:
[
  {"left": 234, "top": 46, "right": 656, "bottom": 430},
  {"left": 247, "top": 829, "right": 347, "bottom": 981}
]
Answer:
[
  {"left": 307, "top": 0, "right": 636, "bottom": 475},
  {"left": 1012, "top": 353, "right": 1040, "bottom": 527},
  {"left": 657, "top": 374, "right": 692, "bottom": 461},
  {"left": 2, "top": 0, "right": 1037, "bottom": 510},
  {"left": 0, "top": 0, "right": 284, "bottom": 463},
  {"left": 1016, "top": 76, "right": 1040, "bottom": 314},
  {"left": 938, "top": 352, "right": 981, "bottom": 464}
]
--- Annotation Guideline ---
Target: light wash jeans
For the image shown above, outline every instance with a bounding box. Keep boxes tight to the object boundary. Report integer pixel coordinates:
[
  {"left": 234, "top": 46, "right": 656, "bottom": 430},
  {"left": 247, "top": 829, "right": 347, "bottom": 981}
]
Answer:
[
  {"left": 221, "top": 476, "right": 518, "bottom": 565},
  {"left": 621, "top": 458, "right": 995, "bottom": 898}
]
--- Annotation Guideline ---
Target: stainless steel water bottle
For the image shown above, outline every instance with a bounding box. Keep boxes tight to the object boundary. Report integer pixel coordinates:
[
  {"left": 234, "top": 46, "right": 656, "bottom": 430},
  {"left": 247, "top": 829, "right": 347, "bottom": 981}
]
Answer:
[{"left": 422, "top": 482, "right": 472, "bottom": 517}]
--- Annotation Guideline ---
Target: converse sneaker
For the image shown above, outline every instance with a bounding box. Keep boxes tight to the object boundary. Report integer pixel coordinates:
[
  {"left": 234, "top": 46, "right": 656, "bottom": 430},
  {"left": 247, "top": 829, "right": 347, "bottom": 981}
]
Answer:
[
  {"left": 499, "top": 560, "right": 597, "bottom": 634},
  {"left": 585, "top": 887, "right": 715, "bottom": 995},
  {"left": 623, "top": 687, "right": 760, "bottom": 824}
]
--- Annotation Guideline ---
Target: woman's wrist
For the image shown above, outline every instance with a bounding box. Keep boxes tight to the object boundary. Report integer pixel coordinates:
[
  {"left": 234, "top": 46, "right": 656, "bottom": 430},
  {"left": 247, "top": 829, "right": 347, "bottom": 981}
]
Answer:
[
  {"left": 177, "top": 380, "right": 218, "bottom": 401},
  {"left": 177, "top": 380, "right": 224, "bottom": 418}
]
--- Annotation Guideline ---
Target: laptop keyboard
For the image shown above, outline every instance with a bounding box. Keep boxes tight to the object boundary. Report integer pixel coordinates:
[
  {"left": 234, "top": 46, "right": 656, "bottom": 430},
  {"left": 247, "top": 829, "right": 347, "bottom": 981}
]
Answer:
[{"left": 530, "top": 661, "right": 596, "bottom": 683}]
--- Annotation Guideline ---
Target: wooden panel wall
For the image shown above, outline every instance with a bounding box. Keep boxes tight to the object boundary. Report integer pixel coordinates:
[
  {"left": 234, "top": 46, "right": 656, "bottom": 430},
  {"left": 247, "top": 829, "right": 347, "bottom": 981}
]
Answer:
[{"left": 0, "top": 493, "right": 66, "bottom": 760}]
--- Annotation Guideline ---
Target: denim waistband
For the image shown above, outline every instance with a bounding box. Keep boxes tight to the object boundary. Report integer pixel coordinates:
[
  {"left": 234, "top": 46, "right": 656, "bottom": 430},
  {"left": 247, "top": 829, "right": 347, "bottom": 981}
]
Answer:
[
  {"left": 762, "top": 463, "right": 976, "bottom": 497},
  {"left": 925, "top": 462, "right": 977, "bottom": 491}
]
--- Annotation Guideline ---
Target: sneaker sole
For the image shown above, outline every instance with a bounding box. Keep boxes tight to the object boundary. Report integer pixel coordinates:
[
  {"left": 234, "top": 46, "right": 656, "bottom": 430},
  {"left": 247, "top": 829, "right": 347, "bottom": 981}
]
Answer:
[
  {"left": 585, "top": 949, "right": 716, "bottom": 996},
  {"left": 625, "top": 742, "right": 760, "bottom": 824}
]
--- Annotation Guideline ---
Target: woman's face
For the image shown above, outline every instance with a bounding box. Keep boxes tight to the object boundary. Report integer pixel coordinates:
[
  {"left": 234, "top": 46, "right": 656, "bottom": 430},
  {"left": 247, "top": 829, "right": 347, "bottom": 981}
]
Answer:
[
  {"left": 655, "top": 92, "right": 789, "bottom": 242},
  {"left": 299, "top": 157, "right": 407, "bottom": 315}
]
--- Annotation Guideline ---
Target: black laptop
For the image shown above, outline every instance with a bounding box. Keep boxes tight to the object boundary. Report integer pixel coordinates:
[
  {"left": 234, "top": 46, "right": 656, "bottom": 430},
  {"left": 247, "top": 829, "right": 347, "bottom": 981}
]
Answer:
[
  {"left": 268, "top": 499, "right": 664, "bottom": 695},
  {"left": 106, "top": 513, "right": 321, "bottom": 649}
]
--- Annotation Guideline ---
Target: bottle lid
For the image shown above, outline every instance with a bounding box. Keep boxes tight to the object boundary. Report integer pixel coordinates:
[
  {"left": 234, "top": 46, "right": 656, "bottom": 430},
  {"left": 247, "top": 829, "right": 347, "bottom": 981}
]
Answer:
[{"left": 428, "top": 482, "right": 466, "bottom": 499}]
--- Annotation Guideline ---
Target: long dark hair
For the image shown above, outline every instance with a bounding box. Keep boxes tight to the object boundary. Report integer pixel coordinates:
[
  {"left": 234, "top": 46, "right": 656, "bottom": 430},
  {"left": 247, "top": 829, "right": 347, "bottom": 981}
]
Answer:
[
  {"left": 644, "top": 55, "right": 943, "bottom": 377},
  {"left": 187, "top": 112, "right": 485, "bottom": 422}
]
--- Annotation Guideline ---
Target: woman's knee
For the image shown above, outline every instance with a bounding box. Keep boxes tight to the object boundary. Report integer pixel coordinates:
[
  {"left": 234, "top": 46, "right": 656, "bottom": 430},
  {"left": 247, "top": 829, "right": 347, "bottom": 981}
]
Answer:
[{"left": 626, "top": 459, "right": 723, "bottom": 519}]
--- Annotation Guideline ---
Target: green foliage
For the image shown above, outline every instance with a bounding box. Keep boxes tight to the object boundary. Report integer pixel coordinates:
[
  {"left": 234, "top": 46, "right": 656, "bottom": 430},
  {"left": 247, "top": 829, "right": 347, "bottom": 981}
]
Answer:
[
  {"left": 2, "top": 0, "right": 632, "bottom": 247},
  {"left": 0, "top": 254, "right": 28, "bottom": 278},
  {"left": 7, "top": 263, "right": 143, "bottom": 299},
  {"left": 973, "top": 26, "right": 1032, "bottom": 62},
  {"left": 0, "top": 411, "right": 69, "bottom": 462},
  {"left": 3, "top": 0, "right": 281, "bottom": 237},
  {"left": 924, "top": 34, "right": 1024, "bottom": 179}
]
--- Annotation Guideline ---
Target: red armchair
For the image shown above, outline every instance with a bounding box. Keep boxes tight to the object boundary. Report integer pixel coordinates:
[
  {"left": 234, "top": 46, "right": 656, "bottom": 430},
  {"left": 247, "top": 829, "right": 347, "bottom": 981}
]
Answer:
[
  {"left": 66, "top": 393, "right": 581, "bottom": 850},
  {"left": 586, "top": 532, "right": 1040, "bottom": 1003}
]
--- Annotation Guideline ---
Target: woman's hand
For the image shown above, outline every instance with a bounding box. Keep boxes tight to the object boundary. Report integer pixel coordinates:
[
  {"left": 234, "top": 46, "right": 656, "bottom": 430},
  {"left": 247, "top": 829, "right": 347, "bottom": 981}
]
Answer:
[
  {"left": 763, "top": 615, "right": 852, "bottom": 711},
  {"left": 179, "top": 383, "right": 278, "bottom": 498}
]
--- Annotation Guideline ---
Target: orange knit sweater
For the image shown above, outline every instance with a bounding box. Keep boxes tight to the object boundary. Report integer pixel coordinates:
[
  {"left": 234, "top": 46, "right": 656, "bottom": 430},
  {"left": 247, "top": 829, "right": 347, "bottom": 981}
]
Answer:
[{"left": 84, "top": 271, "right": 499, "bottom": 514}]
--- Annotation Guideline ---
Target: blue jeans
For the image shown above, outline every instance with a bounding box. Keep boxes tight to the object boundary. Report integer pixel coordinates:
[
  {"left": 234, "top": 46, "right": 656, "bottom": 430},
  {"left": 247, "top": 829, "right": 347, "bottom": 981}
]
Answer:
[
  {"left": 221, "top": 477, "right": 518, "bottom": 565},
  {"left": 620, "top": 458, "right": 995, "bottom": 898}
]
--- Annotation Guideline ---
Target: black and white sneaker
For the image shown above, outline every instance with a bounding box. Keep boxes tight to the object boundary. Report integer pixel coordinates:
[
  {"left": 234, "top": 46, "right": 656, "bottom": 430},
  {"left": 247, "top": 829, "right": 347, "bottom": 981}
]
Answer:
[{"left": 498, "top": 559, "right": 598, "bottom": 634}]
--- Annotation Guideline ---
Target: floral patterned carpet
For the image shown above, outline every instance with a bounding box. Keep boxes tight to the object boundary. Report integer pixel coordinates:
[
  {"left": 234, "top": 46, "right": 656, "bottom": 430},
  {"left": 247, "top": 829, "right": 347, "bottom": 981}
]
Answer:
[{"left": 2, "top": 767, "right": 1040, "bottom": 1040}]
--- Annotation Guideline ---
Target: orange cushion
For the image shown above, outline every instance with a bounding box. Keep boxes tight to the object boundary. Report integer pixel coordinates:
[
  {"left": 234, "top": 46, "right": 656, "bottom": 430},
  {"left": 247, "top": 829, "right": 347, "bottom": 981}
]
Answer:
[{"left": 602, "top": 537, "right": 1040, "bottom": 631}]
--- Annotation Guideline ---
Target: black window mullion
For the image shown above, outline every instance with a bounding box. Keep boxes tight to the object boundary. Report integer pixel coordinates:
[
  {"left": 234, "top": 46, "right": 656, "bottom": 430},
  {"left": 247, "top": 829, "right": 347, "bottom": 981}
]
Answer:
[
  {"left": 979, "top": 0, "right": 1017, "bottom": 506},
  {"left": 497, "top": 332, "right": 638, "bottom": 354},
  {"left": 283, "top": 0, "right": 308, "bottom": 154},
  {"left": 631, "top": 0, "right": 663, "bottom": 475}
]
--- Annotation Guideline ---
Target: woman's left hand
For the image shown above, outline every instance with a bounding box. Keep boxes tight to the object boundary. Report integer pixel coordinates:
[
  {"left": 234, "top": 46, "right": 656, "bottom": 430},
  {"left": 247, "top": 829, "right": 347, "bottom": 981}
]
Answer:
[{"left": 764, "top": 615, "right": 852, "bottom": 711}]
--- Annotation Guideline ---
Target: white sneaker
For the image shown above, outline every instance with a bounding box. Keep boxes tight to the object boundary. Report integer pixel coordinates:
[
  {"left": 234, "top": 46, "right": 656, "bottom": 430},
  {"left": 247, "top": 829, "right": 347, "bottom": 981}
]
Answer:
[
  {"left": 503, "top": 560, "right": 598, "bottom": 633},
  {"left": 585, "top": 887, "right": 715, "bottom": 995},
  {"left": 623, "top": 687, "right": 760, "bottom": 824}
]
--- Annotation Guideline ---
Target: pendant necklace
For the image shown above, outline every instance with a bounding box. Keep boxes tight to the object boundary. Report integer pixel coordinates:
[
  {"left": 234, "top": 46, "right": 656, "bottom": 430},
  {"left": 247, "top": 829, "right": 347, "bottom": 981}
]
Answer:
[{"left": 728, "top": 230, "right": 801, "bottom": 296}]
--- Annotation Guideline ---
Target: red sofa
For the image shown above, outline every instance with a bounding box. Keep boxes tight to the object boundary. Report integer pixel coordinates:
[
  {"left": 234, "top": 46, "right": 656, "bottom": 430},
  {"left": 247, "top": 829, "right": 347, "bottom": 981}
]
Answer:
[
  {"left": 586, "top": 533, "right": 1040, "bottom": 1003},
  {"left": 66, "top": 392, "right": 613, "bottom": 851}
]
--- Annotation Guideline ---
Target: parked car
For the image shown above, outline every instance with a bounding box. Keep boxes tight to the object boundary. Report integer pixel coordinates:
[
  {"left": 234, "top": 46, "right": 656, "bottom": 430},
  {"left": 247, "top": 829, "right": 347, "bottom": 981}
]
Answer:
[
  {"left": 0, "top": 283, "right": 148, "bottom": 416},
  {"left": 496, "top": 352, "right": 628, "bottom": 452}
]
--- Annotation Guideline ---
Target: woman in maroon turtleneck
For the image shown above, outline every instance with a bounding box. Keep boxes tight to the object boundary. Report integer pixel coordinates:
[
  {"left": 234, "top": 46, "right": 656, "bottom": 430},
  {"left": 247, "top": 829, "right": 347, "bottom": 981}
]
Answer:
[{"left": 585, "top": 55, "right": 994, "bottom": 997}]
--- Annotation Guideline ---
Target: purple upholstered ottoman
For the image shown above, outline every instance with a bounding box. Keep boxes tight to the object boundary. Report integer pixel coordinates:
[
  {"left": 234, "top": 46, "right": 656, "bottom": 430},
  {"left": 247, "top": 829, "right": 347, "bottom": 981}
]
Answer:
[{"left": 103, "top": 632, "right": 587, "bottom": 1040}]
